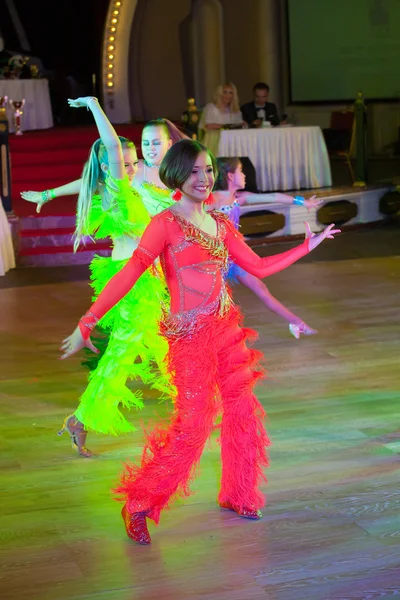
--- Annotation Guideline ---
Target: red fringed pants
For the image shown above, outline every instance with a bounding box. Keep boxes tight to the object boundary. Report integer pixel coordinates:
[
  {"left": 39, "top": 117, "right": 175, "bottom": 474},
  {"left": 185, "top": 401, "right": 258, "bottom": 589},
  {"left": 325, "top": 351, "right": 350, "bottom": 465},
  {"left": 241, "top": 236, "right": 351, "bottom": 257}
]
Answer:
[{"left": 114, "top": 307, "right": 270, "bottom": 524}]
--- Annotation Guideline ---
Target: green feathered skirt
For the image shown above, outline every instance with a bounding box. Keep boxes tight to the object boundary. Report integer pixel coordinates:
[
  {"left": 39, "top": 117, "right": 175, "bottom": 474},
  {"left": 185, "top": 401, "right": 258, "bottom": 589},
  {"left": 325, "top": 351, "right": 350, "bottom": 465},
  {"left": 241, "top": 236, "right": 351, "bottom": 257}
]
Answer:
[{"left": 75, "top": 255, "right": 173, "bottom": 436}]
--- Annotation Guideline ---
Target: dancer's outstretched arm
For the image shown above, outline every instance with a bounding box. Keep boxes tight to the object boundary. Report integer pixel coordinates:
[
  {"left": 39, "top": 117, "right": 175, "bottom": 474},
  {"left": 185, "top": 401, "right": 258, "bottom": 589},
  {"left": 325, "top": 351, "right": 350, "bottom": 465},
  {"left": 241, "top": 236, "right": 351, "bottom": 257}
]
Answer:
[
  {"left": 236, "top": 191, "right": 323, "bottom": 210},
  {"left": 234, "top": 223, "right": 317, "bottom": 333},
  {"left": 226, "top": 221, "right": 340, "bottom": 279},
  {"left": 236, "top": 270, "right": 306, "bottom": 322},
  {"left": 21, "top": 179, "right": 82, "bottom": 213},
  {"left": 21, "top": 95, "right": 135, "bottom": 214},
  {"left": 21, "top": 94, "right": 127, "bottom": 213},
  {"left": 59, "top": 212, "right": 168, "bottom": 359}
]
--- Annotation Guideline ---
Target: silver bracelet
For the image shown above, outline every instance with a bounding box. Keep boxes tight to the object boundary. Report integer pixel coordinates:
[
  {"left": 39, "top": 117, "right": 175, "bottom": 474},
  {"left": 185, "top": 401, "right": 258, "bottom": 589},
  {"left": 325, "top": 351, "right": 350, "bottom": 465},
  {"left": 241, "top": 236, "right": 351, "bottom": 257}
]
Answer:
[
  {"left": 87, "top": 97, "right": 99, "bottom": 111},
  {"left": 79, "top": 310, "right": 99, "bottom": 330}
]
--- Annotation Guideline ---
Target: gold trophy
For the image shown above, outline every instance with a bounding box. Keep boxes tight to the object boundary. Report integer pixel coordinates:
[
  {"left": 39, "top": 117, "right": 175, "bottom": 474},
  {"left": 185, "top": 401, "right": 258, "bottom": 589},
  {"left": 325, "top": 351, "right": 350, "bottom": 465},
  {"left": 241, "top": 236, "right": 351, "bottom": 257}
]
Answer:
[
  {"left": 9, "top": 99, "right": 25, "bottom": 135},
  {"left": 0, "top": 96, "right": 8, "bottom": 121},
  {"left": 181, "top": 98, "right": 200, "bottom": 140},
  {"left": 30, "top": 65, "right": 39, "bottom": 78}
]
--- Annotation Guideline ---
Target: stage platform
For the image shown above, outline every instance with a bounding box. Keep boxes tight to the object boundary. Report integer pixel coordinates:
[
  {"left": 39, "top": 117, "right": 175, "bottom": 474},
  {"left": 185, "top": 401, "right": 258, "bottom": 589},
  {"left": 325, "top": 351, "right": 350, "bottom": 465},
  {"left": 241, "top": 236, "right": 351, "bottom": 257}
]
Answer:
[
  {"left": 5, "top": 126, "right": 400, "bottom": 266},
  {"left": 239, "top": 184, "right": 398, "bottom": 241},
  {"left": 13, "top": 183, "right": 399, "bottom": 267}
]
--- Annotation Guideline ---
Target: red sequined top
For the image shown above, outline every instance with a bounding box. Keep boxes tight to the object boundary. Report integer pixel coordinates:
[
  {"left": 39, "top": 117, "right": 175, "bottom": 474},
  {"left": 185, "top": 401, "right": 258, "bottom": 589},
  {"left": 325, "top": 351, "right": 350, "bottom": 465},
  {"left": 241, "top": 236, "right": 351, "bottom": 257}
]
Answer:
[{"left": 79, "top": 209, "right": 310, "bottom": 338}]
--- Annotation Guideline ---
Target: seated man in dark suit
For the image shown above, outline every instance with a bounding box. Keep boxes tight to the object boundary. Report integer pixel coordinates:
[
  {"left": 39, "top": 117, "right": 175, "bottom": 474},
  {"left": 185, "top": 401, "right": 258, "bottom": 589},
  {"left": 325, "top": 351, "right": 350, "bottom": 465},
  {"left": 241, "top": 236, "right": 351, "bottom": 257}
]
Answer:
[{"left": 241, "top": 82, "right": 281, "bottom": 127}]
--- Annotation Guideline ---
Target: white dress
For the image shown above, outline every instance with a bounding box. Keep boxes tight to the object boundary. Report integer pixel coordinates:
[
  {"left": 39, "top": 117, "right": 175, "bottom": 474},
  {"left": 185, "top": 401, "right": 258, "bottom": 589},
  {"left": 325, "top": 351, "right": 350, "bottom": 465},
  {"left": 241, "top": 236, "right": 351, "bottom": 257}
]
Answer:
[{"left": 199, "top": 103, "right": 243, "bottom": 156}]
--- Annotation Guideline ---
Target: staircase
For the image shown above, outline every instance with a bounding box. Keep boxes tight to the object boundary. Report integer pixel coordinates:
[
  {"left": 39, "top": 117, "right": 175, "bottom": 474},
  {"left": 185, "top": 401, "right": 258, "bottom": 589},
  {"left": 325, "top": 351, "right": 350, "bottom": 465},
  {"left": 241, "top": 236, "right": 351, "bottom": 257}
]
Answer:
[{"left": 9, "top": 124, "right": 144, "bottom": 266}]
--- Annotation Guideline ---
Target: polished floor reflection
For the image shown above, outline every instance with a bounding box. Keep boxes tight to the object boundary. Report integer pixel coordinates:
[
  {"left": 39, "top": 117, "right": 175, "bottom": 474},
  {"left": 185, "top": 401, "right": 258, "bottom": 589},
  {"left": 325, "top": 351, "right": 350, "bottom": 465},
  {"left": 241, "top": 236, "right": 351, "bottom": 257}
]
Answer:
[{"left": 1, "top": 229, "right": 399, "bottom": 600}]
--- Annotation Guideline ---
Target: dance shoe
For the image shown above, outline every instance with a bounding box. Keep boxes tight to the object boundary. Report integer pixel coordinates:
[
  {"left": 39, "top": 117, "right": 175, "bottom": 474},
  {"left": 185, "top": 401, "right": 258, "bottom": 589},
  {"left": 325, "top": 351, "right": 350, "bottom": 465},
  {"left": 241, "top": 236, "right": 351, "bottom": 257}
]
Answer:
[
  {"left": 219, "top": 500, "right": 262, "bottom": 520},
  {"left": 121, "top": 504, "right": 151, "bottom": 545},
  {"left": 58, "top": 414, "right": 93, "bottom": 458},
  {"left": 289, "top": 322, "right": 318, "bottom": 339}
]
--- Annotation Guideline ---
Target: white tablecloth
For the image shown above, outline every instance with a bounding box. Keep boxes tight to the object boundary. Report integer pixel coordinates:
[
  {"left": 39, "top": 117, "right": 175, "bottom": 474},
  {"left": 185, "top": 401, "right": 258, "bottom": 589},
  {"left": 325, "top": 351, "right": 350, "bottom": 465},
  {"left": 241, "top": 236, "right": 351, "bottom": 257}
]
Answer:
[
  {"left": 0, "top": 79, "right": 53, "bottom": 132},
  {"left": 218, "top": 126, "right": 332, "bottom": 192},
  {"left": 0, "top": 202, "right": 15, "bottom": 276}
]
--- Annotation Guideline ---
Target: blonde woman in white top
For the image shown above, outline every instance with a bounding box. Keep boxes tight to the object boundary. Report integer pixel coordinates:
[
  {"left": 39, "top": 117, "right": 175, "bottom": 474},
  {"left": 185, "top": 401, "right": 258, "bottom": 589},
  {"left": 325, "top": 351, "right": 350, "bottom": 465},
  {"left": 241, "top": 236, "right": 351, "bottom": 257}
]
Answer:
[{"left": 199, "top": 82, "right": 245, "bottom": 155}]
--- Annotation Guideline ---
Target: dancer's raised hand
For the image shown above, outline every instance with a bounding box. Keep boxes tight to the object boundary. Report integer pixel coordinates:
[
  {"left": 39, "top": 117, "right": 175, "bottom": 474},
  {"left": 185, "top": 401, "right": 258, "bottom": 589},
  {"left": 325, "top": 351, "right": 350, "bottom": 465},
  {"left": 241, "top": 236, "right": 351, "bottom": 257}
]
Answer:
[
  {"left": 67, "top": 97, "right": 97, "bottom": 109},
  {"left": 304, "top": 221, "right": 341, "bottom": 251},
  {"left": 59, "top": 326, "right": 99, "bottom": 360}
]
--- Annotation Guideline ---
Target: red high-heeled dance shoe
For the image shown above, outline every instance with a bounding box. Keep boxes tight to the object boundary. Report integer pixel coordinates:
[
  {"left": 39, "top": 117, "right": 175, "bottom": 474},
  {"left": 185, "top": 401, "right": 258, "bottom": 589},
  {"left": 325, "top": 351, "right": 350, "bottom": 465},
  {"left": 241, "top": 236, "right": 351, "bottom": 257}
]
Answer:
[
  {"left": 219, "top": 500, "right": 262, "bottom": 520},
  {"left": 121, "top": 504, "right": 151, "bottom": 545},
  {"left": 58, "top": 414, "right": 93, "bottom": 458}
]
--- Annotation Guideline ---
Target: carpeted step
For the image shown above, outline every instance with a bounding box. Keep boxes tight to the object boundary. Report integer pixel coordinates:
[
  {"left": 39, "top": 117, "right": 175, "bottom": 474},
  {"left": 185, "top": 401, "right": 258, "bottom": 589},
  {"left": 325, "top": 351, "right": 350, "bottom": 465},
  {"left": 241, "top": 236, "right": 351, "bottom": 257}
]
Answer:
[
  {"left": 19, "top": 240, "right": 112, "bottom": 256},
  {"left": 9, "top": 131, "right": 99, "bottom": 152},
  {"left": 11, "top": 147, "right": 90, "bottom": 166},
  {"left": 18, "top": 228, "right": 112, "bottom": 252},
  {"left": 12, "top": 162, "right": 83, "bottom": 183},
  {"left": 19, "top": 233, "right": 75, "bottom": 250},
  {"left": 9, "top": 124, "right": 147, "bottom": 264},
  {"left": 9, "top": 124, "right": 145, "bottom": 152},
  {"left": 20, "top": 227, "right": 76, "bottom": 237},
  {"left": 19, "top": 226, "right": 76, "bottom": 250},
  {"left": 19, "top": 215, "right": 77, "bottom": 230},
  {"left": 13, "top": 199, "right": 77, "bottom": 217},
  {"left": 19, "top": 248, "right": 112, "bottom": 267}
]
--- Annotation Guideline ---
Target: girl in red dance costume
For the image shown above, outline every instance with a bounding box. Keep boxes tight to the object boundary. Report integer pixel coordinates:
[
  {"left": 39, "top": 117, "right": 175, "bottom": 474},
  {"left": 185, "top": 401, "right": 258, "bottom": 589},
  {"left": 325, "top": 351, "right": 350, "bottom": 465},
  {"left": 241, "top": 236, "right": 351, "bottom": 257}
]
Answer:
[{"left": 59, "top": 139, "right": 340, "bottom": 544}]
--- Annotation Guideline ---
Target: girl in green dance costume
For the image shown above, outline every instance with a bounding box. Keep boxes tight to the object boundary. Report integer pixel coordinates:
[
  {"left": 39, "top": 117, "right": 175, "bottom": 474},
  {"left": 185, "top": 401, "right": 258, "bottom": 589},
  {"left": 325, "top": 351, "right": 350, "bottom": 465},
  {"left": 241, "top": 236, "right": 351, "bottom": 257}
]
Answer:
[{"left": 21, "top": 104, "right": 188, "bottom": 456}]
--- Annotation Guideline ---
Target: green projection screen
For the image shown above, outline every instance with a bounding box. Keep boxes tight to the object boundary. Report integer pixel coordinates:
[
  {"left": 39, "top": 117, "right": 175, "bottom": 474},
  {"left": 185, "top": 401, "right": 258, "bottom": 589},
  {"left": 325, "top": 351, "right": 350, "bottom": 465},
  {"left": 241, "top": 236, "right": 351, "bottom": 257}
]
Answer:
[{"left": 287, "top": 0, "right": 400, "bottom": 102}]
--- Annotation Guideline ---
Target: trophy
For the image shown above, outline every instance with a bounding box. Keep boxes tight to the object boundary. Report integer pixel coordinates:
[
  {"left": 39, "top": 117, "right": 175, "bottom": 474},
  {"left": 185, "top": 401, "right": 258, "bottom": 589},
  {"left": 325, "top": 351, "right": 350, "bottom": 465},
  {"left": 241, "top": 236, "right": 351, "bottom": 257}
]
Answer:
[
  {"left": 30, "top": 65, "right": 39, "bottom": 78},
  {"left": 181, "top": 98, "right": 200, "bottom": 140},
  {"left": 9, "top": 98, "right": 25, "bottom": 135},
  {"left": 0, "top": 96, "right": 8, "bottom": 121}
]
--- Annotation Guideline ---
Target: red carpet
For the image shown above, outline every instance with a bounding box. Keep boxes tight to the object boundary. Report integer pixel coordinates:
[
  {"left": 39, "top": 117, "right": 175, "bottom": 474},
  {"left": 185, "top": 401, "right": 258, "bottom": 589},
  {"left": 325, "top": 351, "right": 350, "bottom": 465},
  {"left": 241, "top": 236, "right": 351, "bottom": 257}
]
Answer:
[{"left": 10, "top": 124, "right": 145, "bottom": 217}]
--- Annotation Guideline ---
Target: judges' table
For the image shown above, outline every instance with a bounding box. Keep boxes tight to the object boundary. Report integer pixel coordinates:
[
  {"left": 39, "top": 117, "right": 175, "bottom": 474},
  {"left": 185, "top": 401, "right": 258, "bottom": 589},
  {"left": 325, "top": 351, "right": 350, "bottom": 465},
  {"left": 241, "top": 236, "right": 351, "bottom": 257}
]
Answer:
[
  {"left": 0, "top": 79, "right": 53, "bottom": 132},
  {"left": 218, "top": 125, "right": 332, "bottom": 192}
]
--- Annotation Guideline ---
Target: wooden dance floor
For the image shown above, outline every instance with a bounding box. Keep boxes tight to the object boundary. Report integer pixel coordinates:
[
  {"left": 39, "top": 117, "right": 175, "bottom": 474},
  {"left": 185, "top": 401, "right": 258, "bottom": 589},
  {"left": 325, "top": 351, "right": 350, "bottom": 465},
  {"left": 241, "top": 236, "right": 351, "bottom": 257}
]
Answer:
[{"left": 1, "top": 224, "right": 399, "bottom": 600}]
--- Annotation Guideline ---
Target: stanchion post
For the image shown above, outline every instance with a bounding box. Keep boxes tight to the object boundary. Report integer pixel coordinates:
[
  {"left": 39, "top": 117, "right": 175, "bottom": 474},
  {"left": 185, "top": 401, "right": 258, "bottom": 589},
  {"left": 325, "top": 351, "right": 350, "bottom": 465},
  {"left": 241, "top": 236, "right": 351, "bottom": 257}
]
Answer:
[
  {"left": 353, "top": 91, "right": 367, "bottom": 187},
  {"left": 0, "top": 97, "right": 12, "bottom": 212}
]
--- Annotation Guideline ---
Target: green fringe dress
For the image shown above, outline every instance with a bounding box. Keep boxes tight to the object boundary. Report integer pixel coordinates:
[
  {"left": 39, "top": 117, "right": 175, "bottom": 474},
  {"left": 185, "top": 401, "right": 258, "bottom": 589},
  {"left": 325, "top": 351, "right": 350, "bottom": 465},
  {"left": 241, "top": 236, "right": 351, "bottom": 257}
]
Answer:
[{"left": 74, "top": 175, "right": 174, "bottom": 436}]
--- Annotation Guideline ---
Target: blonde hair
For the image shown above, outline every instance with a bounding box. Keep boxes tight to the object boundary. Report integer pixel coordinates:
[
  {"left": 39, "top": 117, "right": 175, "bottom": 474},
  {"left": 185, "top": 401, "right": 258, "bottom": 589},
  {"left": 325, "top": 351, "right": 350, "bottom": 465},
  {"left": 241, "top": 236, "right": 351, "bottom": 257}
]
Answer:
[
  {"left": 143, "top": 118, "right": 189, "bottom": 144},
  {"left": 73, "top": 136, "right": 135, "bottom": 252},
  {"left": 213, "top": 83, "right": 240, "bottom": 113}
]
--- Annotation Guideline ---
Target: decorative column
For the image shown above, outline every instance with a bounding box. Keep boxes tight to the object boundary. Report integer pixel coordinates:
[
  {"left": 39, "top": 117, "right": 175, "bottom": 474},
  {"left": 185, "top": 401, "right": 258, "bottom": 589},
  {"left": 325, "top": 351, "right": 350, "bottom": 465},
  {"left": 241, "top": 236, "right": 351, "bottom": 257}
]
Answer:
[
  {"left": 191, "top": 0, "right": 225, "bottom": 107},
  {"left": 101, "top": 0, "right": 138, "bottom": 123},
  {"left": 258, "top": 0, "right": 283, "bottom": 113}
]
